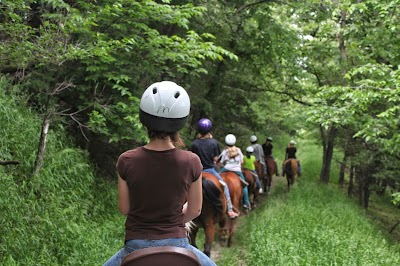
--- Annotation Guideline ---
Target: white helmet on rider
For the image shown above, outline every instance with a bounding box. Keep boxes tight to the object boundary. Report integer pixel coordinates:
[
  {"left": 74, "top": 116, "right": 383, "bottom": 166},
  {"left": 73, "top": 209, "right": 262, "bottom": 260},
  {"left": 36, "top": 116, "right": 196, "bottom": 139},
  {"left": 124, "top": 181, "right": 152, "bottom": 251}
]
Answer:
[
  {"left": 139, "top": 81, "right": 190, "bottom": 132},
  {"left": 225, "top": 134, "right": 236, "bottom": 146},
  {"left": 250, "top": 135, "right": 257, "bottom": 143},
  {"left": 246, "top": 146, "right": 254, "bottom": 153},
  {"left": 290, "top": 140, "right": 296, "bottom": 145}
]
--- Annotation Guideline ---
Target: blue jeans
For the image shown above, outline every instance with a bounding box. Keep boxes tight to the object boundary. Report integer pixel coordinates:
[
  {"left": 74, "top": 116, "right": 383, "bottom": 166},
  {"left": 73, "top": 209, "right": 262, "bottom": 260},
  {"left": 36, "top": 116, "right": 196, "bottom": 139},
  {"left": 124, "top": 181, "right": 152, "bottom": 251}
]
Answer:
[
  {"left": 250, "top": 169, "right": 262, "bottom": 189},
  {"left": 103, "top": 237, "right": 216, "bottom": 266},
  {"left": 203, "top": 168, "right": 234, "bottom": 212},
  {"left": 219, "top": 168, "right": 250, "bottom": 206}
]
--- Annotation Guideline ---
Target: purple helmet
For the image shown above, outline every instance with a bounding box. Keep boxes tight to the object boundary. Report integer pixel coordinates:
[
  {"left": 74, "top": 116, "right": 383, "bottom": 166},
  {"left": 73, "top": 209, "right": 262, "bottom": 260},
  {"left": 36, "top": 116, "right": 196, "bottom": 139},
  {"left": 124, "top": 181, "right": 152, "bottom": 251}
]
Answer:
[{"left": 197, "top": 118, "right": 212, "bottom": 134}]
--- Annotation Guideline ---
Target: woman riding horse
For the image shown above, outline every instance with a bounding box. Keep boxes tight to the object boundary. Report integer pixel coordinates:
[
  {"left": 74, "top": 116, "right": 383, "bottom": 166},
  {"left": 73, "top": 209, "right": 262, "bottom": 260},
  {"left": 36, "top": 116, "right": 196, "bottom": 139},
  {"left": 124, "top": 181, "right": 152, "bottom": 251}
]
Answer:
[
  {"left": 250, "top": 135, "right": 267, "bottom": 179},
  {"left": 283, "top": 140, "right": 301, "bottom": 176},
  {"left": 242, "top": 146, "right": 263, "bottom": 207},
  {"left": 262, "top": 136, "right": 279, "bottom": 176},
  {"left": 282, "top": 140, "right": 301, "bottom": 192},
  {"left": 218, "top": 134, "right": 251, "bottom": 211},
  {"left": 191, "top": 118, "right": 239, "bottom": 219}
]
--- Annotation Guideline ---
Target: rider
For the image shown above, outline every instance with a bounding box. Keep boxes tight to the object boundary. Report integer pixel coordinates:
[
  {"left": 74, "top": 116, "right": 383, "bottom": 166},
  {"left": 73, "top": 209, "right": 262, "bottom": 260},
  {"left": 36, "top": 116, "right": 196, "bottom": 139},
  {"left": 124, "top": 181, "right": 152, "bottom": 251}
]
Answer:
[
  {"left": 250, "top": 135, "right": 267, "bottom": 176},
  {"left": 243, "top": 146, "right": 263, "bottom": 194},
  {"left": 218, "top": 134, "right": 251, "bottom": 211},
  {"left": 103, "top": 81, "right": 216, "bottom": 266},
  {"left": 191, "top": 118, "right": 239, "bottom": 219},
  {"left": 262, "top": 136, "right": 280, "bottom": 176},
  {"left": 284, "top": 140, "right": 302, "bottom": 176}
]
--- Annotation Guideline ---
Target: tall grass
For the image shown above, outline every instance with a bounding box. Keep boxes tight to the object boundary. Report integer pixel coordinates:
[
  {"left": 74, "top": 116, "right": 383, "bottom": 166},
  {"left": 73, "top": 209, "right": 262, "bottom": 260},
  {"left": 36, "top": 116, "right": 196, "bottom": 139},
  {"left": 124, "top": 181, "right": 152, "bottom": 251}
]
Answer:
[
  {"left": 0, "top": 77, "right": 124, "bottom": 265},
  {"left": 216, "top": 135, "right": 400, "bottom": 265}
]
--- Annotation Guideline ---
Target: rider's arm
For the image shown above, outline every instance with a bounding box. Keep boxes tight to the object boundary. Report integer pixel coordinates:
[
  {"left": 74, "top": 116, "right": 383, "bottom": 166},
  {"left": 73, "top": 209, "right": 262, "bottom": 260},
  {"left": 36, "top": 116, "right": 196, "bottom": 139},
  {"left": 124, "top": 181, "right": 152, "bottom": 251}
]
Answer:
[
  {"left": 182, "top": 174, "right": 202, "bottom": 223},
  {"left": 118, "top": 174, "right": 130, "bottom": 216}
]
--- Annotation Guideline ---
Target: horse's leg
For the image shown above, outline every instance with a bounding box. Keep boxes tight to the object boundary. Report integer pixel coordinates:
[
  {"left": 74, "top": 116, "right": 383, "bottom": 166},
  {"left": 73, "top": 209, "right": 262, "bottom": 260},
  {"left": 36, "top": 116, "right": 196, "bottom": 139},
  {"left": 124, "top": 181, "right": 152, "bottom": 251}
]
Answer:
[
  {"left": 263, "top": 177, "right": 268, "bottom": 194},
  {"left": 226, "top": 219, "right": 235, "bottom": 247},
  {"left": 268, "top": 173, "right": 273, "bottom": 192},
  {"left": 203, "top": 223, "right": 215, "bottom": 257}
]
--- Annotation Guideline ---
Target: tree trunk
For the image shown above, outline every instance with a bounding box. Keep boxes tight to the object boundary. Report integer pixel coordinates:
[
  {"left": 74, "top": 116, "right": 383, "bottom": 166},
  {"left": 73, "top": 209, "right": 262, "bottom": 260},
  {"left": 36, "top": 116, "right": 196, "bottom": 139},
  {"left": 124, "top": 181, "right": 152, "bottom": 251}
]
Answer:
[
  {"left": 33, "top": 114, "right": 51, "bottom": 177},
  {"left": 339, "top": 152, "right": 348, "bottom": 187},
  {"left": 355, "top": 166, "right": 371, "bottom": 209},
  {"left": 320, "top": 126, "right": 337, "bottom": 183},
  {"left": 348, "top": 164, "right": 354, "bottom": 196},
  {"left": 355, "top": 167, "right": 363, "bottom": 206}
]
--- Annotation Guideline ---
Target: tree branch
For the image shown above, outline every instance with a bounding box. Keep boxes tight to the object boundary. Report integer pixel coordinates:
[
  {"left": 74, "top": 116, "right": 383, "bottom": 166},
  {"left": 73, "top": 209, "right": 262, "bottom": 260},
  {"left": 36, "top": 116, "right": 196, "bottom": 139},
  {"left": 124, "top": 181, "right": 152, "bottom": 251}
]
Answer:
[
  {"left": 235, "top": 0, "right": 293, "bottom": 13},
  {"left": 0, "top": 160, "right": 20, "bottom": 166}
]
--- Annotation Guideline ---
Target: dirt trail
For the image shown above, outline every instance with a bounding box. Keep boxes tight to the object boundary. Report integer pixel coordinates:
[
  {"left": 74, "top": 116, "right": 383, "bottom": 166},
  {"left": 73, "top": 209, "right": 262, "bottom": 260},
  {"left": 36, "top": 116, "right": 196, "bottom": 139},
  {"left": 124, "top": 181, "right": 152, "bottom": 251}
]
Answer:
[{"left": 208, "top": 191, "right": 273, "bottom": 265}]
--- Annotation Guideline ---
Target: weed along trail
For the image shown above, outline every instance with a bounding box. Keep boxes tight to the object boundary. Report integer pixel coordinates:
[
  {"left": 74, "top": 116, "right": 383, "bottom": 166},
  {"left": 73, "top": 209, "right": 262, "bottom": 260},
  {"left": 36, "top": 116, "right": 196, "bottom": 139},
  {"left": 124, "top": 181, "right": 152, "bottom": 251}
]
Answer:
[
  {"left": 212, "top": 168, "right": 400, "bottom": 266},
  {"left": 210, "top": 175, "right": 288, "bottom": 265}
]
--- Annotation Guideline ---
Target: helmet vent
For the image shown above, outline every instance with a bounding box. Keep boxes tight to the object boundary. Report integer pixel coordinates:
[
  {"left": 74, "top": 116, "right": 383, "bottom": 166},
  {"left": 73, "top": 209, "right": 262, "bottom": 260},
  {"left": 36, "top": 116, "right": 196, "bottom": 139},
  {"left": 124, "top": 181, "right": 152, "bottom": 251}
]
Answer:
[
  {"left": 174, "top": 91, "right": 180, "bottom": 98},
  {"left": 152, "top": 87, "right": 157, "bottom": 94}
]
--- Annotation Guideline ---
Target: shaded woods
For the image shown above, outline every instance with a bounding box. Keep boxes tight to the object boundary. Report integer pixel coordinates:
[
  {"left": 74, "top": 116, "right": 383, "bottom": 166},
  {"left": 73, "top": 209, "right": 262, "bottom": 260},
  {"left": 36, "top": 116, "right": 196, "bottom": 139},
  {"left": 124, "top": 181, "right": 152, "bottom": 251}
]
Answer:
[{"left": 1, "top": 1, "right": 400, "bottom": 264}]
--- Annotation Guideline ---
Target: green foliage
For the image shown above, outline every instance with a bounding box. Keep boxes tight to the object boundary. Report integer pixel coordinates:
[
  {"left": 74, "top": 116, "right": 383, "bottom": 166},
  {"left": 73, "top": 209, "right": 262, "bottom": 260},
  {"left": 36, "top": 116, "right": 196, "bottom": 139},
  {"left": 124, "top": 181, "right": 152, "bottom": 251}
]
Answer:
[
  {"left": 1, "top": 0, "right": 238, "bottom": 145},
  {"left": 0, "top": 77, "right": 123, "bottom": 265}
]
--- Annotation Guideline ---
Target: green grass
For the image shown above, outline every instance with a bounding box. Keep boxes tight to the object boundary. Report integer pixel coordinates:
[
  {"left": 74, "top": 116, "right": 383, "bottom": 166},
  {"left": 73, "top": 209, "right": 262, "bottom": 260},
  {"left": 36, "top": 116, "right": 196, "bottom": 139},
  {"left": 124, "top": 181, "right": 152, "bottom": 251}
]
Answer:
[{"left": 215, "top": 136, "right": 400, "bottom": 266}]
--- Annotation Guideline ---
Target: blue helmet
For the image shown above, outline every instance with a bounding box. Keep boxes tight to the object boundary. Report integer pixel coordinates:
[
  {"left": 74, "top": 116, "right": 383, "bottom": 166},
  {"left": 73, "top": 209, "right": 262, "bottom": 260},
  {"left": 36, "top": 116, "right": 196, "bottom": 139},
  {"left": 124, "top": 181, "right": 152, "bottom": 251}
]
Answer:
[{"left": 197, "top": 118, "right": 212, "bottom": 134}]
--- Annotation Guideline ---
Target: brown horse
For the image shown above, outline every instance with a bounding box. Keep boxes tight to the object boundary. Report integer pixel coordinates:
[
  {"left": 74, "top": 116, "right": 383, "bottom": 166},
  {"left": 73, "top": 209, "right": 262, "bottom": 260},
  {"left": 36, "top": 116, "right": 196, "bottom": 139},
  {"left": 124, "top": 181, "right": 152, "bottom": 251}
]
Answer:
[
  {"left": 242, "top": 169, "right": 258, "bottom": 207},
  {"left": 188, "top": 172, "right": 227, "bottom": 257},
  {"left": 255, "top": 160, "right": 267, "bottom": 194},
  {"left": 282, "top": 159, "right": 299, "bottom": 192},
  {"left": 264, "top": 155, "right": 277, "bottom": 193},
  {"left": 219, "top": 171, "right": 245, "bottom": 247}
]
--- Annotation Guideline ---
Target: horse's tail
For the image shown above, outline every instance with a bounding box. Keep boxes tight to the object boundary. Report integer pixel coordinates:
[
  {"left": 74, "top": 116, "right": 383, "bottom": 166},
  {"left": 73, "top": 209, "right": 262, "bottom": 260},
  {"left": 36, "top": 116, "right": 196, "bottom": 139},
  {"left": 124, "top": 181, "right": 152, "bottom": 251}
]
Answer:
[
  {"left": 202, "top": 178, "right": 224, "bottom": 216},
  {"left": 284, "top": 159, "right": 292, "bottom": 175}
]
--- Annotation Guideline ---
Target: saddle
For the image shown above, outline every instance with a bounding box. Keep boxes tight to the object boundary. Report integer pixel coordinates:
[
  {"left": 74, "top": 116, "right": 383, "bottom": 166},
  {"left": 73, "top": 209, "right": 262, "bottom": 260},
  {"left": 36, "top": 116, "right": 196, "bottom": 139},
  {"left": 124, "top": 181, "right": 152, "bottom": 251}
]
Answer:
[{"left": 121, "top": 246, "right": 200, "bottom": 266}]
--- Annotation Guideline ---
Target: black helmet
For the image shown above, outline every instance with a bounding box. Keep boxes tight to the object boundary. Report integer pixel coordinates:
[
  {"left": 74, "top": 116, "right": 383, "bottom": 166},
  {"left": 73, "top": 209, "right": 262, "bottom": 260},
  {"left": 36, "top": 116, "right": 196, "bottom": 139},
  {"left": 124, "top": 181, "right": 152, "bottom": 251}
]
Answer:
[{"left": 197, "top": 118, "right": 212, "bottom": 134}]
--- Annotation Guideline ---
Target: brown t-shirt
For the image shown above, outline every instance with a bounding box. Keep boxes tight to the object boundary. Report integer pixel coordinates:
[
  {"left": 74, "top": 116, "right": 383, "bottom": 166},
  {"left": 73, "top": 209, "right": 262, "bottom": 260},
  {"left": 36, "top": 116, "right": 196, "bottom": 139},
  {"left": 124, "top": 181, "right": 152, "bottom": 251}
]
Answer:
[{"left": 116, "top": 147, "right": 202, "bottom": 241}]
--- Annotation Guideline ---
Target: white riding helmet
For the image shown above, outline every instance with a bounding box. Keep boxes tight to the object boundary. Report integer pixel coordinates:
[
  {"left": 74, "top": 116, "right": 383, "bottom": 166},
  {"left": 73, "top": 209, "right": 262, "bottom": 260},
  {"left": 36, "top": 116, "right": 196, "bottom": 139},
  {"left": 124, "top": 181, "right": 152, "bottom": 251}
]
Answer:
[
  {"left": 250, "top": 135, "right": 257, "bottom": 142},
  {"left": 246, "top": 146, "right": 254, "bottom": 153},
  {"left": 290, "top": 140, "right": 296, "bottom": 145},
  {"left": 139, "top": 81, "right": 190, "bottom": 132},
  {"left": 225, "top": 134, "right": 236, "bottom": 146}
]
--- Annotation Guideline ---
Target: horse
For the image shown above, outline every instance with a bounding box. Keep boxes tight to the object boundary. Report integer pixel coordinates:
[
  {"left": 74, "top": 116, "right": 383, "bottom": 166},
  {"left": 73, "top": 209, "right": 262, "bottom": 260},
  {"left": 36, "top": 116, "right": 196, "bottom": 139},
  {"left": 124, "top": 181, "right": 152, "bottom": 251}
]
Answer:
[
  {"left": 282, "top": 159, "right": 299, "bottom": 192},
  {"left": 242, "top": 169, "right": 259, "bottom": 207},
  {"left": 218, "top": 171, "right": 245, "bottom": 247},
  {"left": 264, "top": 155, "right": 277, "bottom": 193},
  {"left": 254, "top": 160, "right": 267, "bottom": 194},
  {"left": 188, "top": 172, "right": 227, "bottom": 257}
]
